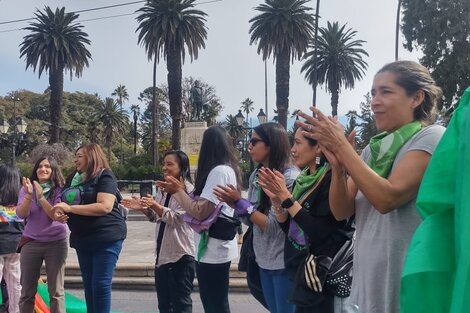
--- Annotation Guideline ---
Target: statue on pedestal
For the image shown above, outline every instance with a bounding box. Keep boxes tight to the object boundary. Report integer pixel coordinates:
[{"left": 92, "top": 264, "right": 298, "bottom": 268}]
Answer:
[{"left": 189, "top": 80, "right": 204, "bottom": 121}]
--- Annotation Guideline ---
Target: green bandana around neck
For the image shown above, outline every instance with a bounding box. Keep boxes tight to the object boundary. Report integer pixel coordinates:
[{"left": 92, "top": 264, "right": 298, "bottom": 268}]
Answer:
[
  {"left": 70, "top": 172, "right": 86, "bottom": 187},
  {"left": 368, "top": 121, "right": 422, "bottom": 177},
  {"left": 292, "top": 163, "right": 330, "bottom": 201}
]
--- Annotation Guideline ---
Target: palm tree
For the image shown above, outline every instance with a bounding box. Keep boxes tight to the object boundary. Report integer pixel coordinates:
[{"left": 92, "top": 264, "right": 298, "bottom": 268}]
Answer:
[
  {"left": 92, "top": 97, "right": 129, "bottom": 162},
  {"left": 112, "top": 84, "right": 129, "bottom": 164},
  {"left": 301, "top": 21, "right": 369, "bottom": 116},
  {"left": 240, "top": 98, "right": 254, "bottom": 126},
  {"left": 112, "top": 85, "right": 129, "bottom": 107},
  {"left": 249, "top": 0, "right": 315, "bottom": 128},
  {"left": 136, "top": 0, "right": 207, "bottom": 151},
  {"left": 130, "top": 104, "right": 140, "bottom": 154},
  {"left": 224, "top": 114, "right": 244, "bottom": 147},
  {"left": 20, "top": 6, "right": 91, "bottom": 143}
]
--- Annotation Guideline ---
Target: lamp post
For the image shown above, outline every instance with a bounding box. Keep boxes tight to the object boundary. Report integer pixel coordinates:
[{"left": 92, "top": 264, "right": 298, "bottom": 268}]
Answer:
[
  {"left": 0, "top": 97, "right": 27, "bottom": 166},
  {"left": 235, "top": 108, "right": 267, "bottom": 172}
]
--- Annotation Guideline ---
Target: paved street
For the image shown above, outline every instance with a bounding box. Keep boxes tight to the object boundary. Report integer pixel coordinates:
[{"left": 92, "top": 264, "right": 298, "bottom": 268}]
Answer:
[{"left": 67, "top": 289, "right": 268, "bottom": 313}]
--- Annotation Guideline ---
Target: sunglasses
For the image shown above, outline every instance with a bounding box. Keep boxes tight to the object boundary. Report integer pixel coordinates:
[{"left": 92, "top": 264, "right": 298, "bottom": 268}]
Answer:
[{"left": 249, "top": 138, "right": 264, "bottom": 146}]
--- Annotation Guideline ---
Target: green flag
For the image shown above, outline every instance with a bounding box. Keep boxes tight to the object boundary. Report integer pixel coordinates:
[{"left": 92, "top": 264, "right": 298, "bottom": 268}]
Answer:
[{"left": 401, "top": 86, "right": 470, "bottom": 313}]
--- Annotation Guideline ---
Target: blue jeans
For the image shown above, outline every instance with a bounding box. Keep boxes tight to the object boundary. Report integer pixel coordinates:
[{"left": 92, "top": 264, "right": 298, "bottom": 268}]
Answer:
[
  {"left": 259, "top": 268, "right": 295, "bottom": 313},
  {"left": 75, "top": 240, "right": 123, "bottom": 313}
]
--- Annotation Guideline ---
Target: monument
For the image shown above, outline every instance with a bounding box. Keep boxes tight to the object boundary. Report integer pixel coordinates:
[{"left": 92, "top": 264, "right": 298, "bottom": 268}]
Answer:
[{"left": 181, "top": 81, "right": 208, "bottom": 173}]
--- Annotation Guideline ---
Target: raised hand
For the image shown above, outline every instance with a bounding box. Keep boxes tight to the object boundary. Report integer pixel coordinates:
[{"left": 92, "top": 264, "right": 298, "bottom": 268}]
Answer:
[
  {"left": 32, "top": 181, "right": 44, "bottom": 199},
  {"left": 121, "top": 196, "right": 144, "bottom": 211},
  {"left": 22, "top": 177, "right": 33, "bottom": 195},
  {"left": 213, "top": 184, "right": 240, "bottom": 208},
  {"left": 257, "top": 167, "right": 290, "bottom": 204},
  {"left": 156, "top": 176, "right": 185, "bottom": 194}
]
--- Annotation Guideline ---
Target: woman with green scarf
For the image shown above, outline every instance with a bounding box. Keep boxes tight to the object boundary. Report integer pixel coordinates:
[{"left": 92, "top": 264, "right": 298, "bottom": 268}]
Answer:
[
  {"left": 16, "top": 156, "right": 68, "bottom": 313},
  {"left": 297, "top": 60, "right": 446, "bottom": 313},
  {"left": 257, "top": 126, "right": 354, "bottom": 313}
]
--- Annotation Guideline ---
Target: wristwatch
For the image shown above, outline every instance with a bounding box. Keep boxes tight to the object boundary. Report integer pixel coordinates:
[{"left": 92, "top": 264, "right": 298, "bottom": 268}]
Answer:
[{"left": 280, "top": 197, "right": 296, "bottom": 209}]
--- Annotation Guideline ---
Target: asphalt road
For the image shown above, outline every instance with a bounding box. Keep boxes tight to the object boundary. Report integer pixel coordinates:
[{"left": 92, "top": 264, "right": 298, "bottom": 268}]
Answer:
[{"left": 67, "top": 289, "right": 268, "bottom": 313}]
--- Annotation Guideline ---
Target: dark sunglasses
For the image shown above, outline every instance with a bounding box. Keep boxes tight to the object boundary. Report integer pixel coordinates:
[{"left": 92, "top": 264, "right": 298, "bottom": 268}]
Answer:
[{"left": 249, "top": 138, "right": 264, "bottom": 146}]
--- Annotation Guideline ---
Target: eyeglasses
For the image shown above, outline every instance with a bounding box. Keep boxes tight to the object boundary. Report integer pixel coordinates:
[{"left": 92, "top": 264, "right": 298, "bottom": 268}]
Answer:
[{"left": 249, "top": 138, "right": 264, "bottom": 146}]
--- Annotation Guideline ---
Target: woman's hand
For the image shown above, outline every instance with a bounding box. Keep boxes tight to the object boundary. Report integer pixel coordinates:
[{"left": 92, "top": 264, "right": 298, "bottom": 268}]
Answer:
[
  {"left": 22, "top": 177, "right": 33, "bottom": 195},
  {"left": 53, "top": 202, "right": 72, "bottom": 213},
  {"left": 257, "top": 167, "right": 290, "bottom": 202},
  {"left": 52, "top": 207, "right": 69, "bottom": 224},
  {"left": 121, "top": 196, "right": 145, "bottom": 211},
  {"left": 213, "top": 184, "right": 240, "bottom": 207},
  {"left": 32, "top": 181, "right": 44, "bottom": 199},
  {"left": 296, "top": 108, "right": 348, "bottom": 154},
  {"left": 156, "top": 176, "right": 185, "bottom": 194},
  {"left": 140, "top": 195, "right": 161, "bottom": 211}
]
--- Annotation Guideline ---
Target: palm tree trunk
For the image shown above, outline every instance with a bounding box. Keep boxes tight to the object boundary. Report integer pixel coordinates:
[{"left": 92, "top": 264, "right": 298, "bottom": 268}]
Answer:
[
  {"left": 151, "top": 56, "right": 158, "bottom": 167},
  {"left": 167, "top": 46, "right": 183, "bottom": 150},
  {"left": 276, "top": 48, "right": 290, "bottom": 129},
  {"left": 48, "top": 65, "right": 64, "bottom": 144},
  {"left": 133, "top": 115, "right": 138, "bottom": 155},
  {"left": 331, "top": 87, "right": 339, "bottom": 116}
]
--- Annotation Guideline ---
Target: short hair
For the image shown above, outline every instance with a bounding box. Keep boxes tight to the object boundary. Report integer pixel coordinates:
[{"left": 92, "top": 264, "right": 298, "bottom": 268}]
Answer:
[{"left": 376, "top": 60, "right": 442, "bottom": 125}]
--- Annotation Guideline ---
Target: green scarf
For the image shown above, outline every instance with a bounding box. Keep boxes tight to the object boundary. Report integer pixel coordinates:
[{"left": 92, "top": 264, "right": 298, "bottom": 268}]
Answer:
[
  {"left": 70, "top": 172, "right": 86, "bottom": 187},
  {"left": 197, "top": 231, "right": 209, "bottom": 262},
  {"left": 35, "top": 181, "right": 52, "bottom": 207},
  {"left": 368, "top": 121, "right": 422, "bottom": 177},
  {"left": 292, "top": 163, "right": 330, "bottom": 201}
]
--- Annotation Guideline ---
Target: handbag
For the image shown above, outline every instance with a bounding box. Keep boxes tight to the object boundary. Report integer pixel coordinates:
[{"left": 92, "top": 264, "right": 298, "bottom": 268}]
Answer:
[
  {"left": 208, "top": 213, "right": 241, "bottom": 241},
  {"left": 325, "top": 232, "right": 354, "bottom": 298}
]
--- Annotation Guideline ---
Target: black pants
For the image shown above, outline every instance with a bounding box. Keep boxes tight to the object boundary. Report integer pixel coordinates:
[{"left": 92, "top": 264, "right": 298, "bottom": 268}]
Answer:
[
  {"left": 196, "top": 261, "right": 231, "bottom": 313},
  {"left": 155, "top": 255, "right": 195, "bottom": 313}
]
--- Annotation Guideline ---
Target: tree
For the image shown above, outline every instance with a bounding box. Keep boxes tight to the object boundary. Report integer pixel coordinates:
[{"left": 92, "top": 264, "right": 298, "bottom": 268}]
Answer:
[
  {"left": 223, "top": 114, "right": 244, "bottom": 147},
  {"left": 249, "top": 0, "right": 315, "bottom": 128},
  {"left": 401, "top": 0, "right": 470, "bottom": 110},
  {"left": 92, "top": 97, "right": 129, "bottom": 161},
  {"left": 130, "top": 104, "right": 140, "bottom": 154},
  {"left": 356, "top": 92, "right": 377, "bottom": 151},
  {"left": 20, "top": 7, "right": 91, "bottom": 143},
  {"left": 345, "top": 110, "right": 359, "bottom": 137},
  {"left": 112, "top": 84, "right": 129, "bottom": 164},
  {"left": 136, "top": 0, "right": 208, "bottom": 150},
  {"left": 301, "top": 21, "right": 368, "bottom": 116}
]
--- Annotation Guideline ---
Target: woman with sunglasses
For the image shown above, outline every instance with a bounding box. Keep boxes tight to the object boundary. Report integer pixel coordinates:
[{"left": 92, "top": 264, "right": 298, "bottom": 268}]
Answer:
[{"left": 215, "top": 122, "right": 300, "bottom": 313}]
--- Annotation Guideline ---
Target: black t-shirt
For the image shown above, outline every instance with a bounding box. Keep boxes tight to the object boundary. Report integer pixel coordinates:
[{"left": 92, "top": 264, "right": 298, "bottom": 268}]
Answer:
[{"left": 62, "top": 169, "right": 127, "bottom": 249}]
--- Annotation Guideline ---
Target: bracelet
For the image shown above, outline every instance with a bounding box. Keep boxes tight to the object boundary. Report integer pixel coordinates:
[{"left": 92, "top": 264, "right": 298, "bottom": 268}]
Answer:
[
  {"left": 24, "top": 196, "right": 32, "bottom": 201},
  {"left": 38, "top": 196, "right": 46, "bottom": 202},
  {"left": 273, "top": 207, "right": 286, "bottom": 215}
]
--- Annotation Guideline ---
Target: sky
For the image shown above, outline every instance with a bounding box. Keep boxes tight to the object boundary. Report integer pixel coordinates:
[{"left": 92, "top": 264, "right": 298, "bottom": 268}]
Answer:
[{"left": 0, "top": 0, "right": 420, "bottom": 124}]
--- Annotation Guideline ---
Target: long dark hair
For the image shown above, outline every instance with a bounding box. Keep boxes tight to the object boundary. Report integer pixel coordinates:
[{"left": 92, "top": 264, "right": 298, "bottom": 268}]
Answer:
[
  {"left": 0, "top": 165, "right": 21, "bottom": 206},
  {"left": 163, "top": 150, "right": 192, "bottom": 184},
  {"left": 30, "top": 157, "right": 65, "bottom": 198},
  {"left": 194, "top": 126, "right": 241, "bottom": 196},
  {"left": 252, "top": 122, "right": 292, "bottom": 213}
]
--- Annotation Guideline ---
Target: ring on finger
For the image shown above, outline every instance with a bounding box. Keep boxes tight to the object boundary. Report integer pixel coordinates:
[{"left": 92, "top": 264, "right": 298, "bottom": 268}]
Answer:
[{"left": 308, "top": 125, "right": 313, "bottom": 132}]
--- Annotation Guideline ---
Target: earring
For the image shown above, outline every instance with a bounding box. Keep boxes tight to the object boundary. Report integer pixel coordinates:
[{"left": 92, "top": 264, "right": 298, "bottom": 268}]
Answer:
[{"left": 315, "top": 156, "right": 321, "bottom": 165}]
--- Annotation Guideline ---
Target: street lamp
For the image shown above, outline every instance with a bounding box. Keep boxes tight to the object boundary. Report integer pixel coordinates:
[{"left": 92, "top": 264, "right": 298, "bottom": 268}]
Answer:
[{"left": 0, "top": 97, "right": 28, "bottom": 166}]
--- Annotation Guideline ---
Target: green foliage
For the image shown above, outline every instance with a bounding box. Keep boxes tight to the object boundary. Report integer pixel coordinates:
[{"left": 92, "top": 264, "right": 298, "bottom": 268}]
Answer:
[
  {"left": 302, "top": 21, "right": 369, "bottom": 116},
  {"left": 14, "top": 162, "right": 32, "bottom": 177},
  {"left": 356, "top": 93, "right": 377, "bottom": 151},
  {"left": 401, "top": 0, "right": 470, "bottom": 109}
]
